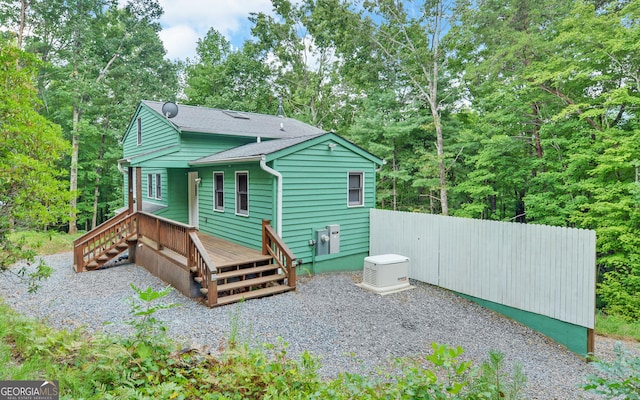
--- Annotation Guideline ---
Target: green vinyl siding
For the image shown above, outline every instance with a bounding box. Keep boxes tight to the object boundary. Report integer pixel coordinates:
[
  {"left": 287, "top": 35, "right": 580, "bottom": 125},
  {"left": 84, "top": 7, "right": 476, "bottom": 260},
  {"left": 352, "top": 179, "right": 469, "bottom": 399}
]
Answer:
[
  {"left": 277, "top": 139, "right": 377, "bottom": 270},
  {"left": 195, "top": 163, "right": 274, "bottom": 250},
  {"left": 154, "top": 133, "right": 253, "bottom": 168},
  {"left": 154, "top": 169, "right": 189, "bottom": 223},
  {"left": 123, "top": 104, "right": 179, "bottom": 159}
]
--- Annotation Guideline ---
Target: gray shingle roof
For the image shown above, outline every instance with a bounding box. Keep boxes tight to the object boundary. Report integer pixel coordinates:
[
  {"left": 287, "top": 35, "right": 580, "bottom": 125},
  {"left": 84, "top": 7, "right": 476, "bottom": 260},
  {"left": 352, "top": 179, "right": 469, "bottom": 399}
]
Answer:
[
  {"left": 142, "top": 100, "right": 325, "bottom": 139},
  {"left": 190, "top": 134, "right": 326, "bottom": 165}
]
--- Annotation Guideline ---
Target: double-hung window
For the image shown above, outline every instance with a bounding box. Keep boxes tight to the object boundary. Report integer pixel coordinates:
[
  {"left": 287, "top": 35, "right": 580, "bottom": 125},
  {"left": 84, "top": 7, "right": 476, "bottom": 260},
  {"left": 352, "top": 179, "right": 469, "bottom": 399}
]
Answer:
[
  {"left": 155, "top": 173, "right": 162, "bottom": 200},
  {"left": 136, "top": 117, "right": 142, "bottom": 145},
  {"left": 348, "top": 171, "right": 364, "bottom": 207},
  {"left": 235, "top": 172, "right": 249, "bottom": 216},
  {"left": 213, "top": 172, "right": 224, "bottom": 211},
  {"left": 147, "top": 173, "right": 154, "bottom": 198},
  {"left": 147, "top": 173, "right": 162, "bottom": 200}
]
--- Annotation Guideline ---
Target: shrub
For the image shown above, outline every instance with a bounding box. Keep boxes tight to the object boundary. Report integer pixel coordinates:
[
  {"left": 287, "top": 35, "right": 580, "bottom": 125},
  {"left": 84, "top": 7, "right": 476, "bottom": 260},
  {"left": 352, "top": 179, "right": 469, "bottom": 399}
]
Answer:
[{"left": 582, "top": 342, "right": 640, "bottom": 399}]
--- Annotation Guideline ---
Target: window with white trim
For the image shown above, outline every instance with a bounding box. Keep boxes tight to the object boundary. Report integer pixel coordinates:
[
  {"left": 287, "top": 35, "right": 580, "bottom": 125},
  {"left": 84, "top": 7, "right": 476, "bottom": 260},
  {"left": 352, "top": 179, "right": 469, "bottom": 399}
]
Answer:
[
  {"left": 348, "top": 171, "right": 364, "bottom": 207},
  {"left": 147, "top": 173, "right": 153, "bottom": 198},
  {"left": 213, "top": 172, "right": 224, "bottom": 211},
  {"left": 235, "top": 172, "right": 249, "bottom": 216},
  {"left": 155, "top": 173, "right": 162, "bottom": 200},
  {"left": 136, "top": 117, "right": 142, "bottom": 145}
]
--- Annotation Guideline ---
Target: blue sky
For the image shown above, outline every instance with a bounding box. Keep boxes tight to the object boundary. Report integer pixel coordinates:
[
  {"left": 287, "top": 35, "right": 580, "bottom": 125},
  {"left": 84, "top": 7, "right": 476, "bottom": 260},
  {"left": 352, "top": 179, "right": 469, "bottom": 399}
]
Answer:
[{"left": 157, "top": 0, "right": 274, "bottom": 61}]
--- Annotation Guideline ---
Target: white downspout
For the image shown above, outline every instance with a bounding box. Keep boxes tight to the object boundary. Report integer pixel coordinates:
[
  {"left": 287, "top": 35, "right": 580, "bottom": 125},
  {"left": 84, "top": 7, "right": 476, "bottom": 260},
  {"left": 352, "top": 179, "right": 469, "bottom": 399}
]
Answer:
[{"left": 260, "top": 155, "right": 282, "bottom": 235}]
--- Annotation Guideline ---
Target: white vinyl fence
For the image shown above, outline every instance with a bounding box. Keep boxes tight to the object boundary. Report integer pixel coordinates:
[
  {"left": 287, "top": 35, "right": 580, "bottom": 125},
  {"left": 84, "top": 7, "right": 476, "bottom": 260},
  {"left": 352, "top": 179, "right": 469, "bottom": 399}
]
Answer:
[{"left": 370, "top": 209, "right": 596, "bottom": 329}]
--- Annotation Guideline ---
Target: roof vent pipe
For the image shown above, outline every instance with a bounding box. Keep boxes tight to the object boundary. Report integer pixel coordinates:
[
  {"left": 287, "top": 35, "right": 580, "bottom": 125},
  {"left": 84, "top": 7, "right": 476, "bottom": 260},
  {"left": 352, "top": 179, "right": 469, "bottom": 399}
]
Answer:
[{"left": 260, "top": 155, "right": 282, "bottom": 235}]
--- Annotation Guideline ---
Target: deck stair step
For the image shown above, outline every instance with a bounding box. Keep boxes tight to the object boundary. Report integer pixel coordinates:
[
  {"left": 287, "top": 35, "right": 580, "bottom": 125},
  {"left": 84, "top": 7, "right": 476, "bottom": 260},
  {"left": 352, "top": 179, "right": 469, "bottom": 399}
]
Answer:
[
  {"left": 216, "top": 264, "right": 279, "bottom": 281},
  {"left": 98, "top": 255, "right": 110, "bottom": 261},
  {"left": 107, "top": 248, "right": 120, "bottom": 255},
  {"left": 215, "top": 285, "right": 292, "bottom": 307},
  {"left": 217, "top": 273, "right": 285, "bottom": 292},
  {"left": 190, "top": 266, "right": 198, "bottom": 274},
  {"left": 117, "top": 242, "right": 129, "bottom": 250},
  {"left": 86, "top": 261, "right": 99, "bottom": 270},
  {"left": 193, "top": 277, "right": 203, "bottom": 284}
]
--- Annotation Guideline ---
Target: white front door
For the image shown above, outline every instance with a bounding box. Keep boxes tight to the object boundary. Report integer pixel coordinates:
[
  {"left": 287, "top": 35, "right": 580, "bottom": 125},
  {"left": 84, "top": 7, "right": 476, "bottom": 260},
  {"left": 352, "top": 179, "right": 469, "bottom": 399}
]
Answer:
[{"left": 188, "top": 171, "right": 199, "bottom": 228}]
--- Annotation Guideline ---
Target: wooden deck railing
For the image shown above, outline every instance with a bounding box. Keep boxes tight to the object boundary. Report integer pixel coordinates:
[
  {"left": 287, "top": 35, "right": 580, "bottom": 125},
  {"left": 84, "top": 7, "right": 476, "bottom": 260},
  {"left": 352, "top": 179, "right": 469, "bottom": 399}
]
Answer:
[
  {"left": 73, "top": 211, "right": 137, "bottom": 272},
  {"left": 188, "top": 231, "right": 217, "bottom": 306},
  {"left": 262, "top": 220, "right": 297, "bottom": 288},
  {"left": 137, "top": 212, "right": 217, "bottom": 306},
  {"left": 137, "top": 212, "right": 191, "bottom": 255}
]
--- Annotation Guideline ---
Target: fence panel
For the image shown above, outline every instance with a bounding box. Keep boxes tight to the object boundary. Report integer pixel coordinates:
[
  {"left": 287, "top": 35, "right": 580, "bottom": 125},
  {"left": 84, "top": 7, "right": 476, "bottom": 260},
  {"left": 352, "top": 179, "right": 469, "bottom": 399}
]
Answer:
[{"left": 369, "top": 209, "right": 596, "bottom": 329}]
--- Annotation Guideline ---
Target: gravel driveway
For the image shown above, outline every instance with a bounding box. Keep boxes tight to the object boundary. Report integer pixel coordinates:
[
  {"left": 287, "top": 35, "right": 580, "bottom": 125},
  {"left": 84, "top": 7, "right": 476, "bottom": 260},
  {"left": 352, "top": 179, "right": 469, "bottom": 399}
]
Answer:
[{"left": 1, "top": 252, "right": 638, "bottom": 399}]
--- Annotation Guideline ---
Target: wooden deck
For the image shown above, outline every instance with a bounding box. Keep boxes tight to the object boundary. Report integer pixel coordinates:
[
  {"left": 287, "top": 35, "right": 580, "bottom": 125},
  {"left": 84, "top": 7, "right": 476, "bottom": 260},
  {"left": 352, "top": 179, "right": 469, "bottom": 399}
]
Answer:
[
  {"left": 198, "top": 233, "right": 272, "bottom": 270},
  {"left": 74, "top": 209, "right": 296, "bottom": 307}
]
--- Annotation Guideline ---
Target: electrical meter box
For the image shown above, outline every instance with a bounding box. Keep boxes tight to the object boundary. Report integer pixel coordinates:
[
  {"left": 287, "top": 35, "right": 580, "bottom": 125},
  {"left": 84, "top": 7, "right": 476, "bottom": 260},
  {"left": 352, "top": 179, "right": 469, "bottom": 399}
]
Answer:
[
  {"left": 327, "top": 224, "right": 340, "bottom": 254},
  {"left": 315, "top": 229, "right": 329, "bottom": 256}
]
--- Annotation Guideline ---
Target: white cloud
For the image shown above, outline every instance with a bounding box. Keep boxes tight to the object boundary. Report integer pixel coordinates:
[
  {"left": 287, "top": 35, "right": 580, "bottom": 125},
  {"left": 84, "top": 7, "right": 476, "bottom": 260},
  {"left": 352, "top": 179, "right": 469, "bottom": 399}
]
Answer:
[
  {"left": 157, "top": 0, "right": 273, "bottom": 61},
  {"left": 159, "top": 25, "right": 201, "bottom": 61}
]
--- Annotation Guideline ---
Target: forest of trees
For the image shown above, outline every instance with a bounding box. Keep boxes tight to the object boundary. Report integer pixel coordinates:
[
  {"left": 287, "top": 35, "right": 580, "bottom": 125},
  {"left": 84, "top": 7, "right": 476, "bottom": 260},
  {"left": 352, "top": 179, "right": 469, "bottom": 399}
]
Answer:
[{"left": 1, "top": 0, "right": 639, "bottom": 320}]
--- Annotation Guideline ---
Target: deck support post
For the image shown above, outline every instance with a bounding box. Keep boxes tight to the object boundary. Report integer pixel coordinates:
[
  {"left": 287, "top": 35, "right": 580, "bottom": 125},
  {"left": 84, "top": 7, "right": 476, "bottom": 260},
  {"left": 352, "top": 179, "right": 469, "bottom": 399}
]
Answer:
[
  {"left": 262, "top": 219, "right": 296, "bottom": 289},
  {"left": 157, "top": 218, "right": 163, "bottom": 250},
  {"left": 127, "top": 167, "right": 134, "bottom": 214},
  {"left": 261, "top": 219, "right": 271, "bottom": 255},
  {"left": 206, "top": 272, "right": 217, "bottom": 307},
  {"left": 135, "top": 167, "right": 142, "bottom": 212}
]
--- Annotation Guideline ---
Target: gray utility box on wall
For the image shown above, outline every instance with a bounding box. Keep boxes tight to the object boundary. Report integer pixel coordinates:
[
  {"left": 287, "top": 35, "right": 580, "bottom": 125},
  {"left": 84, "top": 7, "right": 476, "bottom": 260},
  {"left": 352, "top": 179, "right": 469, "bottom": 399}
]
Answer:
[
  {"left": 315, "top": 229, "right": 329, "bottom": 256},
  {"left": 315, "top": 224, "right": 341, "bottom": 256},
  {"left": 327, "top": 224, "right": 340, "bottom": 254}
]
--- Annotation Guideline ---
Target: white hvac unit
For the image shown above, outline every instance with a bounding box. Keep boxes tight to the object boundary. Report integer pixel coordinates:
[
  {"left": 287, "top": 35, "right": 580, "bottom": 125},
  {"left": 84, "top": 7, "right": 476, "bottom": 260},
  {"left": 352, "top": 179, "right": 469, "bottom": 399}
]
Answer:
[{"left": 360, "top": 254, "right": 411, "bottom": 294}]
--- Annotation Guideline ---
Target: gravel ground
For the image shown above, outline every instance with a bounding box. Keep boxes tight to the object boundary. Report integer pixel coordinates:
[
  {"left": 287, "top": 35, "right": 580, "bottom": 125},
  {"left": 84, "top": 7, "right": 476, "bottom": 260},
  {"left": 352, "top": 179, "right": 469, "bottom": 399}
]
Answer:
[{"left": 1, "top": 252, "right": 639, "bottom": 399}]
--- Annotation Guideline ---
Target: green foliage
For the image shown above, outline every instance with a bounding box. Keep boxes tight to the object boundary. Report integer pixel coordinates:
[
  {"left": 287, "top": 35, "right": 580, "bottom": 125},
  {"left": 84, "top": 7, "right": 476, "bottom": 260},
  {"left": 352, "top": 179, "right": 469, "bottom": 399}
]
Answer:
[
  {"left": 0, "top": 294, "right": 528, "bottom": 399},
  {"left": 596, "top": 311, "right": 640, "bottom": 342},
  {"left": 8, "top": 230, "right": 82, "bottom": 256},
  {"left": 125, "top": 284, "right": 178, "bottom": 360},
  {"left": 471, "top": 350, "right": 527, "bottom": 400},
  {"left": 0, "top": 39, "right": 70, "bottom": 289},
  {"left": 582, "top": 342, "right": 640, "bottom": 399}
]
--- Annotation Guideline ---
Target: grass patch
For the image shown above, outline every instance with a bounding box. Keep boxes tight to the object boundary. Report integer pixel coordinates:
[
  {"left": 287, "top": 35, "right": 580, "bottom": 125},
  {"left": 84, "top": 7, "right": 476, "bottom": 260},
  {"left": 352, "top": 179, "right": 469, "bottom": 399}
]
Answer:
[
  {"left": 596, "top": 311, "right": 640, "bottom": 342},
  {"left": 8, "top": 230, "right": 82, "bottom": 255}
]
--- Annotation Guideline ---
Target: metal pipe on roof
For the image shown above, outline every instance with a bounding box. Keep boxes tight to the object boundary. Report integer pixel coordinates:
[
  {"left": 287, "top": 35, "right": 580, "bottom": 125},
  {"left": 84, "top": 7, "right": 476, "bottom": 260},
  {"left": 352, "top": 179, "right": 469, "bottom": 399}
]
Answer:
[{"left": 260, "top": 155, "right": 282, "bottom": 235}]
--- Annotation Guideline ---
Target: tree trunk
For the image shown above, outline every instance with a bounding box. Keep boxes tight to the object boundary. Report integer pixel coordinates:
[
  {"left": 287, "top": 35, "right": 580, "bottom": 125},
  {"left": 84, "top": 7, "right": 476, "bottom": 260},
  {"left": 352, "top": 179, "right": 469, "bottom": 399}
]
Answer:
[
  {"left": 18, "top": 0, "right": 27, "bottom": 49},
  {"left": 91, "top": 122, "right": 107, "bottom": 229},
  {"left": 68, "top": 103, "right": 79, "bottom": 234}
]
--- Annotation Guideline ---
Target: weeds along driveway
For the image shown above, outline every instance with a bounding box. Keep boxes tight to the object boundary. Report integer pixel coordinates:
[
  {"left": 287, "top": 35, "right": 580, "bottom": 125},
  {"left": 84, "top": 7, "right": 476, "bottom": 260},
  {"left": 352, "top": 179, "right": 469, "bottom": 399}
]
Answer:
[{"left": 0, "top": 251, "right": 631, "bottom": 399}]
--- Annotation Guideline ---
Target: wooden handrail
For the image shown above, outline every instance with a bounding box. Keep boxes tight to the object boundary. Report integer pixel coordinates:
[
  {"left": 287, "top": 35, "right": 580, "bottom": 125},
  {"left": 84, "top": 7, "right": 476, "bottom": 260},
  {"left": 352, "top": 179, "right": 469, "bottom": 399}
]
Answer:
[
  {"left": 73, "top": 212, "right": 137, "bottom": 272},
  {"left": 137, "top": 211, "right": 194, "bottom": 230},
  {"left": 262, "top": 219, "right": 296, "bottom": 288},
  {"left": 73, "top": 210, "right": 131, "bottom": 246},
  {"left": 137, "top": 211, "right": 194, "bottom": 257},
  {"left": 188, "top": 231, "right": 217, "bottom": 306}
]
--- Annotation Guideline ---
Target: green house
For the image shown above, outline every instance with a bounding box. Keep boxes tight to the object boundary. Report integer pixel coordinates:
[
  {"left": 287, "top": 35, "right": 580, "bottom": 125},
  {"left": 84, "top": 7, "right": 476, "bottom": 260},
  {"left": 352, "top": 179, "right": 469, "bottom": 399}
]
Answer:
[{"left": 116, "top": 100, "right": 383, "bottom": 276}]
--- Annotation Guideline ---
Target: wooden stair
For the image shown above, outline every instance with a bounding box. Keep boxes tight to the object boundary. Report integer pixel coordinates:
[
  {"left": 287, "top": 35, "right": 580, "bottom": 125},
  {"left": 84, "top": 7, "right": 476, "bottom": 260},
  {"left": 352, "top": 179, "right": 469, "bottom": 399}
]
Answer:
[
  {"left": 190, "top": 258, "right": 293, "bottom": 307},
  {"left": 84, "top": 235, "right": 137, "bottom": 271}
]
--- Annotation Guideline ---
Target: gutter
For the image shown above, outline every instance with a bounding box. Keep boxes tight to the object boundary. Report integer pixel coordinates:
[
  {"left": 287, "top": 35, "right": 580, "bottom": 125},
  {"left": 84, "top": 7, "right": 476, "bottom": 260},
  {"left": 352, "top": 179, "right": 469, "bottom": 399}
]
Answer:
[
  {"left": 259, "top": 155, "right": 282, "bottom": 235},
  {"left": 117, "top": 158, "right": 130, "bottom": 175}
]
